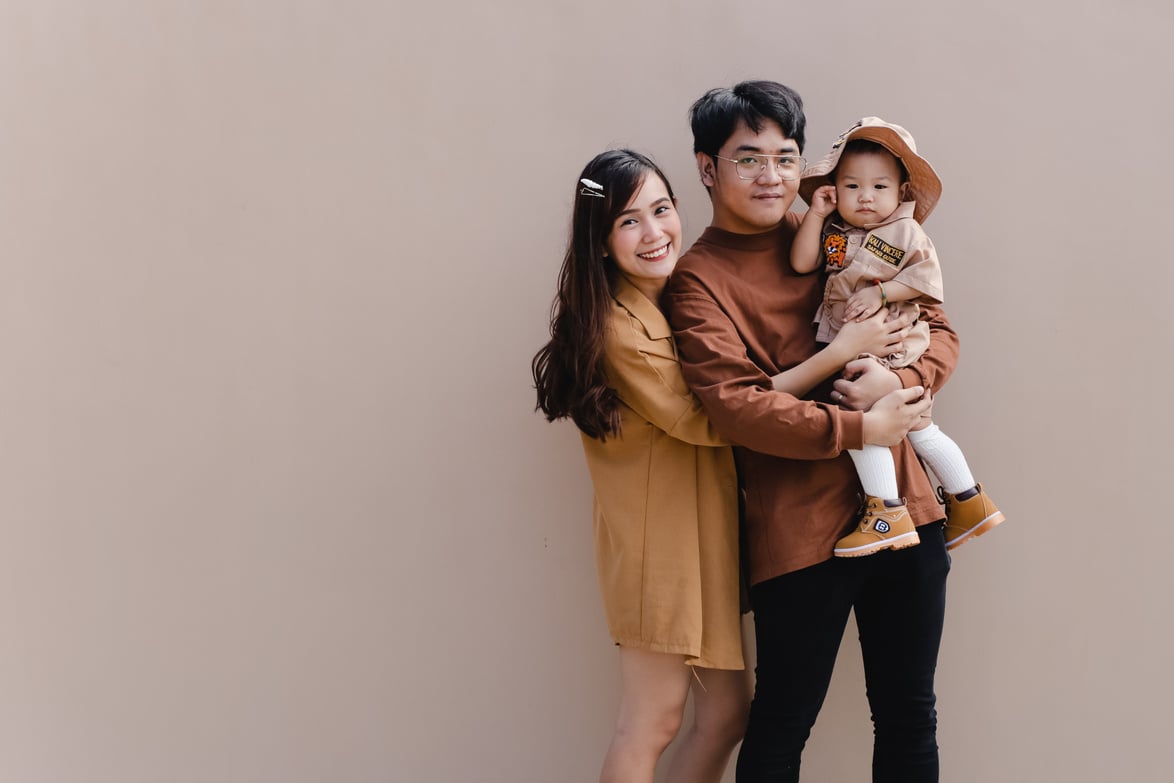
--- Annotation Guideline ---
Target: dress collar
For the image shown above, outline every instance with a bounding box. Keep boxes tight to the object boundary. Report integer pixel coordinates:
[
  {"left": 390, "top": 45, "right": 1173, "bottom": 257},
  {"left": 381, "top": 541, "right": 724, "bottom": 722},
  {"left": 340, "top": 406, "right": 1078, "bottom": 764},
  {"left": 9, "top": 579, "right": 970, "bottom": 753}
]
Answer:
[{"left": 612, "top": 274, "right": 672, "bottom": 340}]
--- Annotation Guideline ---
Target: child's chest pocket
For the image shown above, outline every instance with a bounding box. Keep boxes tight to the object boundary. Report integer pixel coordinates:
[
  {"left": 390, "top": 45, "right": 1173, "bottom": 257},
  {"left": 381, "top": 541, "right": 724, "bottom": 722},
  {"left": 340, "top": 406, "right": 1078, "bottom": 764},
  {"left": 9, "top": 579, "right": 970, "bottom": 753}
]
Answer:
[{"left": 856, "top": 233, "right": 909, "bottom": 275}]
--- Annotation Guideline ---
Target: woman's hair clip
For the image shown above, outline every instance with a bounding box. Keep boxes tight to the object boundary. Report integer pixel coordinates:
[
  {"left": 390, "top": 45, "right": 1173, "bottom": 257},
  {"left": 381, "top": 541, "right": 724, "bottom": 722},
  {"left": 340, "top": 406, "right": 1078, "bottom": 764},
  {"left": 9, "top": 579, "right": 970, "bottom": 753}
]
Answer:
[{"left": 579, "top": 178, "right": 605, "bottom": 198}]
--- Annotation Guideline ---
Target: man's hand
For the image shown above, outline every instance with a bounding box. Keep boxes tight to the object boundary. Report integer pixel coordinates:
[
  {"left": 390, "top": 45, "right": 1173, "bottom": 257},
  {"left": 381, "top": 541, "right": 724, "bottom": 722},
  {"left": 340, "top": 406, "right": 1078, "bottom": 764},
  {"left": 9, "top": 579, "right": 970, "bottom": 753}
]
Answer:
[
  {"left": 832, "top": 356, "right": 902, "bottom": 411},
  {"left": 861, "top": 387, "right": 933, "bottom": 447},
  {"left": 832, "top": 310, "right": 907, "bottom": 364}
]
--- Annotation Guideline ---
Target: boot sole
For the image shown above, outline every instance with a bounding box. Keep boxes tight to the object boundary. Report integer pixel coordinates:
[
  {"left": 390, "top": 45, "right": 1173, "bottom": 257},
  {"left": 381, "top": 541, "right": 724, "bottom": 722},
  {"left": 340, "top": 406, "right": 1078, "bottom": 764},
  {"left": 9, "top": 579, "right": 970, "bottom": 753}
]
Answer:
[
  {"left": 944, "top": 511, "right": 1006, "bottom": 551},
  {"left": 834, "top": 531, "right": 921, "bottom": 558}
]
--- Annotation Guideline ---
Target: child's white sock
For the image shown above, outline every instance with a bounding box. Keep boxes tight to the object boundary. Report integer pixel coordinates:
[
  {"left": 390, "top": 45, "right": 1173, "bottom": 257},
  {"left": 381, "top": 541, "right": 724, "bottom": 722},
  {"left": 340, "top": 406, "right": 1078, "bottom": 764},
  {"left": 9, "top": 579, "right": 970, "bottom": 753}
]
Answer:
[
  {"left": 848, "top": 444, "right": 900, "bottom": 500},
  {"left": 907, "top": 423, "right": 976, "bottom": 495}
]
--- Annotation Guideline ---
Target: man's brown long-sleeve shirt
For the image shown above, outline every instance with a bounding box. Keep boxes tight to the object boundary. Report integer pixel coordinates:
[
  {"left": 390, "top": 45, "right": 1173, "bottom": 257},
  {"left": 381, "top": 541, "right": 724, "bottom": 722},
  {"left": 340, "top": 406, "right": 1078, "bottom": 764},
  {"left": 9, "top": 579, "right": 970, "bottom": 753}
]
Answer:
[{"left": 664, "top": 213, "right": 959, "bottom": 583}]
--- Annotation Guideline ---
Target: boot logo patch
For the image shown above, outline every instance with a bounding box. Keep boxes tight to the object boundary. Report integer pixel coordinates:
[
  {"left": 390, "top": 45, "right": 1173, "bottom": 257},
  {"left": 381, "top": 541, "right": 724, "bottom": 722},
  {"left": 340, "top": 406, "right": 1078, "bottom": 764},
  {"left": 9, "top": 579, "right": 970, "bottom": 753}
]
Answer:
[{"left": 875, "top": 519, "right": 891, "bottom": 534}]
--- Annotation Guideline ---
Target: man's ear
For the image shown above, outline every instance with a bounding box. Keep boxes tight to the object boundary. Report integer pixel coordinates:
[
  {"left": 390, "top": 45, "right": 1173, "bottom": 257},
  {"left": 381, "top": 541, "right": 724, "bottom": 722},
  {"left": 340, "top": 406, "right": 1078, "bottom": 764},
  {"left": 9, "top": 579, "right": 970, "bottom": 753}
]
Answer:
[{"left": 696, "top": 152, "right": 716, "bottom": 187}]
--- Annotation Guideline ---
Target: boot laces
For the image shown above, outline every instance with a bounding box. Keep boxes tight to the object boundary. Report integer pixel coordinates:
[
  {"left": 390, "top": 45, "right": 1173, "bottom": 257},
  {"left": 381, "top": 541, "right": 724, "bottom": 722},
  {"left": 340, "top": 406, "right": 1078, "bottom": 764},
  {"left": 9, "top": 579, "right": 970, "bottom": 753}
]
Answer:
[
  {"left": 856, "top": 497, "right": 881, "bottom": 531},
  {"left": 936, "top": 485, "right": 950, "bottom": 511}
]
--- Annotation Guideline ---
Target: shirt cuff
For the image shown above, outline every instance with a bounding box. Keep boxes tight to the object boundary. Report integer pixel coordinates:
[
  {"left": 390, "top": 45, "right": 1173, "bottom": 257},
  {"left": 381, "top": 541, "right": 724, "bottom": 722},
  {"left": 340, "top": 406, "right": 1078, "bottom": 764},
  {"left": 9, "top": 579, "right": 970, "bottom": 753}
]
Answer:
[
  {"left": 893, "top": 366, "right": 925, "bottom": 391},
  {"left": 840, "top": 408, "right": 866, "bottom": 451}
]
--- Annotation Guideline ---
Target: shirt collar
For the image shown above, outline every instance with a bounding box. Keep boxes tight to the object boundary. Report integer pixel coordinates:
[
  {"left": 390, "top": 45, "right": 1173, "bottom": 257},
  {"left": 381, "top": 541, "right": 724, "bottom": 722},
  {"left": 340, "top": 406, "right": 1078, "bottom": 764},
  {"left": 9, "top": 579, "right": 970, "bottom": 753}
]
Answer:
[
  {"left": 612, "top": 274, "right": 672, "bottom": 340},
  {"left": 696, "top": 223, "right": 786, "bottom": 253}
]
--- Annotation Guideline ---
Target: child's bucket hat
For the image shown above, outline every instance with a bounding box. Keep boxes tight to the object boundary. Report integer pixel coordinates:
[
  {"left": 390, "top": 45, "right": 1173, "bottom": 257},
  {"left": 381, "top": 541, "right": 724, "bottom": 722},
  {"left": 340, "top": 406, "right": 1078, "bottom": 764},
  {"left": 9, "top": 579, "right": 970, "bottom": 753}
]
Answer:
[{"left": 799, "top": 116, "right": 942, "bottom": 224}]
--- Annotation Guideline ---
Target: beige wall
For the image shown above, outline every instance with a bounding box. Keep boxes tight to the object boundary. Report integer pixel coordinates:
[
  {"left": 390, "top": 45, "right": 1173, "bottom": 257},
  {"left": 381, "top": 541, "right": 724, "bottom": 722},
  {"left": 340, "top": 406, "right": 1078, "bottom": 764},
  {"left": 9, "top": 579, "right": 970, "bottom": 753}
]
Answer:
[{"left": 2, "top": 2, "right": 1170, "bottom": 781}]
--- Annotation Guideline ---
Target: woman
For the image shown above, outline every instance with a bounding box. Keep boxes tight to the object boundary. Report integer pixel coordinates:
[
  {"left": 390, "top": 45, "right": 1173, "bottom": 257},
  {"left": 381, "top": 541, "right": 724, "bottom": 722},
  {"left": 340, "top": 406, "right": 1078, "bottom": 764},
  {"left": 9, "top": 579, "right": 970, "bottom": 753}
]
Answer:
[{"left": 531, "top": 150, "right": 906, "bottom": 782}]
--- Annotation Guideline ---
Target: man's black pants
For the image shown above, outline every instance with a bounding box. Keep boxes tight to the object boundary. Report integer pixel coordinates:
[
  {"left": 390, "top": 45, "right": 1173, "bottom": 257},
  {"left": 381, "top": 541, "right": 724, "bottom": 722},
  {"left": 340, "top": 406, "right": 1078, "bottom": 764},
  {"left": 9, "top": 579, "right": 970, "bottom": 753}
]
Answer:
[{"left": 736, "top": 521, "right": 950, "bottom": 783}]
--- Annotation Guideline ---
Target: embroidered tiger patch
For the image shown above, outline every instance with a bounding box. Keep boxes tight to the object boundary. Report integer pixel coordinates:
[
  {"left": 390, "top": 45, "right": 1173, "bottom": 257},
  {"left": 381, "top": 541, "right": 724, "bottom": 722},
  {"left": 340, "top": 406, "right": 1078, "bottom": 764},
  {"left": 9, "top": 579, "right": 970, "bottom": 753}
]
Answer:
[{"left": 823, "top": 233, "right": 848, "bottom": 269}]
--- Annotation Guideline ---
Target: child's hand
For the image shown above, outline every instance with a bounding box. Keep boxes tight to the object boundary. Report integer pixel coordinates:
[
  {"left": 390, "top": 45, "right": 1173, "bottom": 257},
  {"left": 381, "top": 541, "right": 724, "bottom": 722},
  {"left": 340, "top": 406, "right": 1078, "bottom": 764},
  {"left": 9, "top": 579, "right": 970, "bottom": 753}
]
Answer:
[
  {"left": 844, "top": 285, "right": 884, "bottom": 322},
  {"left": 807, "top": 184, "right": 837, "bottom": 218}
]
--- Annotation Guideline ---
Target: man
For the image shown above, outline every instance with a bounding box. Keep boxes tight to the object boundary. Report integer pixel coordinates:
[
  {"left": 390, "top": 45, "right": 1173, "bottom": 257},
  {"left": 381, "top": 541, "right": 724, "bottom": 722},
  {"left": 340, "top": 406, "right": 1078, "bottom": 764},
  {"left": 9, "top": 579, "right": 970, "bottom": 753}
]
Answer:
[{"left": 664, "top": 81, "right": 957, "bottom": 782}]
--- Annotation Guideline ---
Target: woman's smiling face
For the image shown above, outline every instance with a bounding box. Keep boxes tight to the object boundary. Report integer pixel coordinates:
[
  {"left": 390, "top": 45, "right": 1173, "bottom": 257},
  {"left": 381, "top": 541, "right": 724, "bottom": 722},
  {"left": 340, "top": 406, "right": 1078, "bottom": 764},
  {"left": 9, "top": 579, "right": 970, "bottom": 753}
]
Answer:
[{"left": 606, "top": 173, "right": 682, "bottom": 301}]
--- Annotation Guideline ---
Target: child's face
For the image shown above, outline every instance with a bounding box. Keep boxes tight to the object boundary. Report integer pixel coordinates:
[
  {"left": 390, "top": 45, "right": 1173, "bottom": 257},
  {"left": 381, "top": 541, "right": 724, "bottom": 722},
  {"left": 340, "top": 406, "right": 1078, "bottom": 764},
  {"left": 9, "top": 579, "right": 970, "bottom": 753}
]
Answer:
[{"left": 833, "top": 149, "right": 907, "bottom": 228}]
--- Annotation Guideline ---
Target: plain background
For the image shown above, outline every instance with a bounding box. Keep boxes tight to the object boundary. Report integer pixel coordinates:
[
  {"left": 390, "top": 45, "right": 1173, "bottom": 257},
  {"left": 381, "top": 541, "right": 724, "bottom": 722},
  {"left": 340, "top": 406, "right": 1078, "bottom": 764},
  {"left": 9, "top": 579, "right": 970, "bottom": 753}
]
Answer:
[{"left": 2, "top": 1, "right": 1171, "bottom": 781}]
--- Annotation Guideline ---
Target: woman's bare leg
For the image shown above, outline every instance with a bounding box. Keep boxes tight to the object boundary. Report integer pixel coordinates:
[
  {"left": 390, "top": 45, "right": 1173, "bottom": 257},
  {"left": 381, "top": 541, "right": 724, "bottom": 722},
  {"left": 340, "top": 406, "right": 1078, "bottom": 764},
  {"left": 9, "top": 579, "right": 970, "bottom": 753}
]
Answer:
[
  {"left": 663, "top": 666, "right": 752, "bottom": 783},
  {"left": 599, "top": 648, "right": 692, "bottom": 783}
]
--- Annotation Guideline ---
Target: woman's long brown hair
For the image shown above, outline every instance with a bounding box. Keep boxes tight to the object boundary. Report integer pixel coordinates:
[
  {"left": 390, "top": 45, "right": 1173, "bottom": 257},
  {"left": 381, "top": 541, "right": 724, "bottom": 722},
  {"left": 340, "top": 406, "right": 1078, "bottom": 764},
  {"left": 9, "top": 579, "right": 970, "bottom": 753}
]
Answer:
[{"left": 531, "top": 150, "right": 676, "bottom": 440}]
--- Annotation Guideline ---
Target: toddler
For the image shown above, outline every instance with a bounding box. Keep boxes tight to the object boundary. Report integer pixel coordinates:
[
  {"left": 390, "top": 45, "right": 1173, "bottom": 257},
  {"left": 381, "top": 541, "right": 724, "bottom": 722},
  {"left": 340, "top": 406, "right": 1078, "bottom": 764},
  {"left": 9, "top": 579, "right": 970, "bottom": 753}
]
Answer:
[{"left": 791, "top": 117, "right": 1004, "bottom": 556}]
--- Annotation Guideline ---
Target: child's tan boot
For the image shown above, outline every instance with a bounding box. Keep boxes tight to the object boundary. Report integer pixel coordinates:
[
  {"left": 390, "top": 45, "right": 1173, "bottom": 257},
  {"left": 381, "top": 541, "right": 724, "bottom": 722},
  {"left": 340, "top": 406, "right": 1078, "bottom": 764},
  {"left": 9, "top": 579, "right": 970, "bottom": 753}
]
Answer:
[
  {"left": 834, "top": 496, "right": 920, "bottom": 557},
  {"left": 942, "top": 484, "right": 1005, "bottom": 551}
]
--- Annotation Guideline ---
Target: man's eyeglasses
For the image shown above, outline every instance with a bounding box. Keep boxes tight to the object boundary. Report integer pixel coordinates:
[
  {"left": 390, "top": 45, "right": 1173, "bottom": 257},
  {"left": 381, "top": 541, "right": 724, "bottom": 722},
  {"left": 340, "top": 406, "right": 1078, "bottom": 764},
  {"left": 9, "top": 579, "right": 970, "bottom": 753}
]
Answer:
[{"left": 714, "top": 154, "right": 807, "bottom": 181}]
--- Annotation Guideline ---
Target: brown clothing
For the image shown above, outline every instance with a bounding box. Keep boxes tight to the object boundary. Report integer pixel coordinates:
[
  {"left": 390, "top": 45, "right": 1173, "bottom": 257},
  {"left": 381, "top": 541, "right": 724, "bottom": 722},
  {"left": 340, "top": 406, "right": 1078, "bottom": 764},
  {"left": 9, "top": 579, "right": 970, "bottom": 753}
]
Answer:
[
  {"left": 579, "top": 275, "right": 743, "bottom": 670},
  {"left": 816, "top": 201, "right": 942, "bottom": 368},
  {"left": 664, "top": 213, "right": 959, "bottom": 584}
]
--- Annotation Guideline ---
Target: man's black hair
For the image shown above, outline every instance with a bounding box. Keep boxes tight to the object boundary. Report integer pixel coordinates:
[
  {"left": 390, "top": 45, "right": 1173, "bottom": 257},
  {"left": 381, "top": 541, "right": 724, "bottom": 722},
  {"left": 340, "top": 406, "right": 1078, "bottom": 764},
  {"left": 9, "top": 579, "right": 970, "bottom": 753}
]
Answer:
[{"left": 689, "top": 80, "right": 806, "bottom": 157}]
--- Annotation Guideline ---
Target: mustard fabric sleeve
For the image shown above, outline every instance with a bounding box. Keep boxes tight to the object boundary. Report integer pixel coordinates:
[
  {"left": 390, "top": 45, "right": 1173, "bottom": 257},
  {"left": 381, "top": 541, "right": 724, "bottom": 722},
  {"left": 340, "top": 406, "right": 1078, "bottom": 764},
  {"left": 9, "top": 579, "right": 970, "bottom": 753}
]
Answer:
[{"left": 602, "top": 298, "right": 729, "bottom": 447}]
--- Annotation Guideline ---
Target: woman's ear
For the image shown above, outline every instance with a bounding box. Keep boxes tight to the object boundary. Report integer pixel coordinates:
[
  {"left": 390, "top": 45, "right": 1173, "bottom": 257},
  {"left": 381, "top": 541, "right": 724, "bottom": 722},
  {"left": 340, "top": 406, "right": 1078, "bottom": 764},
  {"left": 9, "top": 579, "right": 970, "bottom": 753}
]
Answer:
[{"left": 696, "top": 152, "right": 715, "bottom": 187}]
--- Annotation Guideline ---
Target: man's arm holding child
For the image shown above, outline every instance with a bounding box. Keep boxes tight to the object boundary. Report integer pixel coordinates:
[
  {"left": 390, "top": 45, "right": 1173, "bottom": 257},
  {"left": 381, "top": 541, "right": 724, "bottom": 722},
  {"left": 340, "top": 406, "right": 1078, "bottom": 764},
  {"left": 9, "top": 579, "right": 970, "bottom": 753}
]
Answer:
[{"left": 835, "top": 302, "right": 959, "bottom": 410}]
